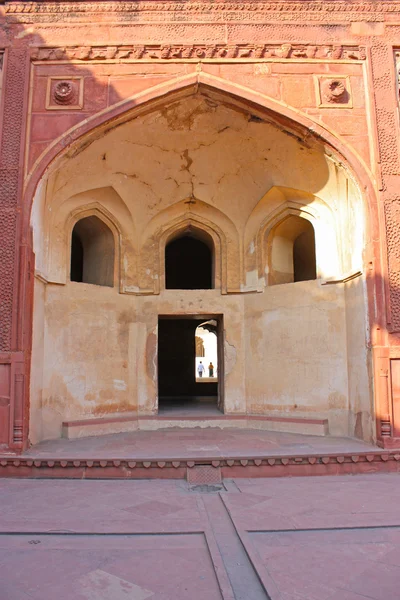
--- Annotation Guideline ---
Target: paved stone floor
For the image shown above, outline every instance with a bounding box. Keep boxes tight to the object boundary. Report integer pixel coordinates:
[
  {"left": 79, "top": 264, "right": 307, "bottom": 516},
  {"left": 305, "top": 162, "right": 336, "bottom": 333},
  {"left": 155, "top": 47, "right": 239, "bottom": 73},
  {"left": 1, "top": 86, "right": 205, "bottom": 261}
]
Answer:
[
  {"left": 25, "top": 428, "right": 373, "bottom": 459},
  {"left": 1, "top": 473, "right": 399, "bottom": 599}
]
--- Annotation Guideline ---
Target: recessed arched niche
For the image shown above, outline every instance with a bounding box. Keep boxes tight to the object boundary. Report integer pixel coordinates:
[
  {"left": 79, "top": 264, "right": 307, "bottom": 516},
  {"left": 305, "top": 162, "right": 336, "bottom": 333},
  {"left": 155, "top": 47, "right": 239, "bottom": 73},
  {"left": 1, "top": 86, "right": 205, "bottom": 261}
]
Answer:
[
  {"left": 268, "top": 215, "right": 317, "bottom": 285},
  {"left": 70, "top": 215, "right": 115, "bottom": 287},
  {"left": 165, "top": 228, "right": 215, "bottom": 290}
]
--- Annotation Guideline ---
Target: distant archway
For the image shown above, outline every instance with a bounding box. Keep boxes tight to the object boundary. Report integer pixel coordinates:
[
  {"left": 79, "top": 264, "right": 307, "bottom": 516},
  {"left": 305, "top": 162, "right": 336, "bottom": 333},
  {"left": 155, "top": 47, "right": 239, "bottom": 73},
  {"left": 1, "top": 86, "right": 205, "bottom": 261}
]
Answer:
[{"left": 195, "top": 322, "right": 218, "bottom": 380}]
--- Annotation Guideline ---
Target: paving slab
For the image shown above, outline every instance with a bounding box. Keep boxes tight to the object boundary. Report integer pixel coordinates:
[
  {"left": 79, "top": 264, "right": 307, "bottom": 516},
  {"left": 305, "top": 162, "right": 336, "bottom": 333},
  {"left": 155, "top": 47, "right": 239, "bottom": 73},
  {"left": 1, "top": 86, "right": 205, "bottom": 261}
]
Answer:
[{"left": 0, "top": 474, "right": 399, "bottom": 600}]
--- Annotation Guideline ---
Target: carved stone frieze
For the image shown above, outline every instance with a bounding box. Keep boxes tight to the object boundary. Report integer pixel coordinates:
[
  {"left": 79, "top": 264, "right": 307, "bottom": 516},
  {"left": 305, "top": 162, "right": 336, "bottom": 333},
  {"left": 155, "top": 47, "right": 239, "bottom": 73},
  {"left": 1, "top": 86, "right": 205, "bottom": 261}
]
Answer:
[
  {"left": 6, "top": 1, "right": 400, "bottom": 14},
  {"left": 31, "top": 43, "right": 367, "bottom": 63}
]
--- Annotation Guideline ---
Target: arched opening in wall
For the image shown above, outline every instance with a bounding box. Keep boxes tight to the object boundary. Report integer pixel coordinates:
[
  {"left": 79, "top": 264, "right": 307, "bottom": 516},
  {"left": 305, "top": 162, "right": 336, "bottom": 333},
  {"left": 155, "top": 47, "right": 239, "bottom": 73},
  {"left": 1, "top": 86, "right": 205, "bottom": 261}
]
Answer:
[
  {"left": 70, "top": 216, "right": 115, "bottom": 287},
  {"left": 195, "top": 323, "right": 218, "bottom": 381},
  {"left": 165, "top": 230, "right": 214, "bottom": 290},
  {"left": 28, "top": 85, "right": 372, "bottom": 448},
  {"left": 269, "top": 216, "right": 316, "bottom": 285},
  {"left": 158, "top": 316, "right": 223, "bottom": 416}
]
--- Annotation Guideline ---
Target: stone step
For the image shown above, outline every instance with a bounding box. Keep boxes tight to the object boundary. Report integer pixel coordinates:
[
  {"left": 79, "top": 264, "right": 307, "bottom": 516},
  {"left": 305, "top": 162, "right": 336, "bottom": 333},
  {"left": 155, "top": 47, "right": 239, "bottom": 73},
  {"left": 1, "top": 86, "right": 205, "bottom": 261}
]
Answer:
[{"left": 62, "top": 413, "right": 329, "bottom": 440}]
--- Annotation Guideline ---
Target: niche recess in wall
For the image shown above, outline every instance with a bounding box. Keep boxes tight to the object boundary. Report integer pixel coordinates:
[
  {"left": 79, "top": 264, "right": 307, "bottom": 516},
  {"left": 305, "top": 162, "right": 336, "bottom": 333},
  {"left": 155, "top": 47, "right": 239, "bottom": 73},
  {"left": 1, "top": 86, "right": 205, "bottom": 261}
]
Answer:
[
  {"left": 165, "top": 230, "right": 214, "bottom": 290},
  {"left": 269, "top": 216, "right": 316, "bottom": 285},
  {"left": 70, "top": 215, "right": 115, "bottom": 287}
]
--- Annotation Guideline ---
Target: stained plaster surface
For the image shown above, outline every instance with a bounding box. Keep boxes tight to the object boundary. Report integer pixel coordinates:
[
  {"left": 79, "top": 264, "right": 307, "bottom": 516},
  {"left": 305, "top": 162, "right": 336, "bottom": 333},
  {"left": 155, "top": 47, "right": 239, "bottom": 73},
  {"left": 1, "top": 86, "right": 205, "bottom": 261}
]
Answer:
[{"left": 1, "top": 472, "right": 400, "bottom": 600}]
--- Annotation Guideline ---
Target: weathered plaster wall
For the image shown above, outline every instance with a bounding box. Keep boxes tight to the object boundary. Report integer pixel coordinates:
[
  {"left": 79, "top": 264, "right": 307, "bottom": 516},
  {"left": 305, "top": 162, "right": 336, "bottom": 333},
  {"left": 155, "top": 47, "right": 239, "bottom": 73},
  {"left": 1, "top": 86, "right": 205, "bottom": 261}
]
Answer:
[
  {"left": 29, "top": 96, "right": 370, "bottom": 442},
  {"left": 34, "top": 284, "right": 137, "bottom": 441},
  {"left": 244, "top": 281, "right": 349, "bottom": 436},
  {"left": 345, "top": 277, "right": 373, "bottom": 441},
  {"left": 30, "top": 279, "right": 46, "bottom": 445}
]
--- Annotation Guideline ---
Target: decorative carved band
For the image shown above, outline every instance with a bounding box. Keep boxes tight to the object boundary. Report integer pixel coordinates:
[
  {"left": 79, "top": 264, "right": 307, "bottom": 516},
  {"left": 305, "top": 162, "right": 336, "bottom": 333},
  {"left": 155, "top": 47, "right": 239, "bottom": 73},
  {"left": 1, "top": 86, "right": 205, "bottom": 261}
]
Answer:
[
  {"left": 6, "top": 1, "right": 400, "bottom": 13},
  {"left": 0, "top": 49, "right": 28, "bottom": 352},
  {"left": 32, "top": 43, "right": 366, "bottom": 62},
  {"left": 0, "top": 452, "right": 399, "bottom": 472}
]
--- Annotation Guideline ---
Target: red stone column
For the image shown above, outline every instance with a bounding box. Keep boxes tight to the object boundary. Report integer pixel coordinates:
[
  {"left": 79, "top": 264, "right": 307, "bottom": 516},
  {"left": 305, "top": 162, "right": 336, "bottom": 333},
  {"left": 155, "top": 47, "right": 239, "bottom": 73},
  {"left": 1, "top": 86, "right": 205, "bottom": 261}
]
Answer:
[{"left": 0, "top": 45, "right": 31, "bottom": 452}]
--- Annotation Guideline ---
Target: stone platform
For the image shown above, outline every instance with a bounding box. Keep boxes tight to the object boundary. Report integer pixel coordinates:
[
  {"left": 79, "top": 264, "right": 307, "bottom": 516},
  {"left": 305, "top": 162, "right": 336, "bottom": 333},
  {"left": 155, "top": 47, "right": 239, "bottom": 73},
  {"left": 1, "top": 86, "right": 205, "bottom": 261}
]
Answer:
[
  {"left": 61, "top": 412, "right": 329, "bottom": 439},
  {"left": 1, "top": 428, "right": 400, "bottom": 480}
]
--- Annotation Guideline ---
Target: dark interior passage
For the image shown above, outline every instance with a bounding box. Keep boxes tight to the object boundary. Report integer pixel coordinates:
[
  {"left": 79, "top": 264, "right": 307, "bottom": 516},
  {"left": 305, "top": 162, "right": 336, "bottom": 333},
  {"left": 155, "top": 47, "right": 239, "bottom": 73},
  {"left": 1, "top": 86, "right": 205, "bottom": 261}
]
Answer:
[
  {"left": 70, "top": 230, "right": 84, "bottom": 283},
  {"left": 158, "top": 318, "right": 218, "bottom": 411},
  {"left": 165, "top": 235, "right": 213, "bottom": 289},
  {"left": 293, "top": 223, "right": 317, "bottom": 282}
]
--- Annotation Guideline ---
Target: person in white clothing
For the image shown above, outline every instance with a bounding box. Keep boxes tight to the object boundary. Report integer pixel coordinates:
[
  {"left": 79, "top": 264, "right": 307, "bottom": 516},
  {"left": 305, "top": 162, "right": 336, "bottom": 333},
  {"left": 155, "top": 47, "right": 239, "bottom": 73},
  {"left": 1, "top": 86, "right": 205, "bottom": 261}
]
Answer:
[{"left": 197, "top": 361, "right": 205, "bottom": 377}]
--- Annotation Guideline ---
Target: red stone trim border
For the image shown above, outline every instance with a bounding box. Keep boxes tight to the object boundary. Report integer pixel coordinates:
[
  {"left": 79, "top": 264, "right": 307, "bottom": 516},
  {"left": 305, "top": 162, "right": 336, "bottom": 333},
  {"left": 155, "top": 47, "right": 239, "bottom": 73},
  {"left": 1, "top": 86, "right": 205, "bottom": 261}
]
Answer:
[{"left": 0, "top": 451, "right": 399, "bottom": 479}]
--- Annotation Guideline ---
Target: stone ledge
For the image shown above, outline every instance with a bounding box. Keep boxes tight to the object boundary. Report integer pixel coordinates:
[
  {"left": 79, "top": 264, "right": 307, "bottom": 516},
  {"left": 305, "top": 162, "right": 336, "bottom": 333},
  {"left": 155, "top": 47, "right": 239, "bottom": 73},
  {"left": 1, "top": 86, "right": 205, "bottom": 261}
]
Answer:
[
  {"left": 61, "top": 413, "right": 329, "bottom": 439},
  {"left": 62, "top": 413, "right": 139, "bottom": 439},
  {"left": 0, "top": 451, "right": 399, "bottom": 480}
]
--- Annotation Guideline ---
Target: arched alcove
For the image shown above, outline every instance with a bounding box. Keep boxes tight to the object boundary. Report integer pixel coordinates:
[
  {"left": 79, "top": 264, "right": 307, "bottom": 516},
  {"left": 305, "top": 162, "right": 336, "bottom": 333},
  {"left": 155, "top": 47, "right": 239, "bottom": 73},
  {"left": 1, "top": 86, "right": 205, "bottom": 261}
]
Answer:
[
  {"left": 27, "top": 80, "right": 374, "bottom": 445},
  {"left": 269, "top": 216, "right": 317, "bottom": 285},
  {"left": 165, "top": 231, "right": 214, "bottom": 290},
  {"left": 70, "top": 216, "right": 115, "bottom": 287}
]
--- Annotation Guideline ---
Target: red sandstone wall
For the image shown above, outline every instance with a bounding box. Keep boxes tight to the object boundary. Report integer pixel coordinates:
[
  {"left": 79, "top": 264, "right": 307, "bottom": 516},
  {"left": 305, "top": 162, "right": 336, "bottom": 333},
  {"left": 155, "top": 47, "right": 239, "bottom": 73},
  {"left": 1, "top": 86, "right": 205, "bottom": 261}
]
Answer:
[{"left": 1, "top": 0, "right": 400, "bottom": 450}]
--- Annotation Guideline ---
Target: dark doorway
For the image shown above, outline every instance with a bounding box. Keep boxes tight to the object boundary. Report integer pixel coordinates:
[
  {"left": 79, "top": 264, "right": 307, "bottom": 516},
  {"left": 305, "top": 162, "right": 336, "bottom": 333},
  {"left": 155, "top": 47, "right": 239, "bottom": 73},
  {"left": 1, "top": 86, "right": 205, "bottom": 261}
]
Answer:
[
  {"left": 293, "top": 222, "right": 317, "bottom": 282},
  {"left": 70, "top": 229, "right": 84, "bottom": 283},
  {"left": 165, "top": 234, "right": 213, "bottom": 289},
  {"left": 158, "top": 316, "right": 223, "bottom": 415}
]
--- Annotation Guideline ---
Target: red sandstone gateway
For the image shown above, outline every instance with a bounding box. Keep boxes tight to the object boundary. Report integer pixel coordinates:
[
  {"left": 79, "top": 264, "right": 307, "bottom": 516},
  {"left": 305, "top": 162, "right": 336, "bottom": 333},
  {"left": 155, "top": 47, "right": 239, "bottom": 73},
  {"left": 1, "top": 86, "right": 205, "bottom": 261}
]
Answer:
[{"left": 1, "top": 0, "right": 400, "bottom": 478}]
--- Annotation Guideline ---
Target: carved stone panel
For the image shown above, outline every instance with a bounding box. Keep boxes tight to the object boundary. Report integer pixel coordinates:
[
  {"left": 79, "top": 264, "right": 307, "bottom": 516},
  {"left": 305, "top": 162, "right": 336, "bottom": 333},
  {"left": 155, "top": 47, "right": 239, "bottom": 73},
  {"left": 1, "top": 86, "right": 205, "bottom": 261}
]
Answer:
[
  {"left": 46, "top": 77, "right": 84, "bottom": 110},
  {"left": 315, "top": 75, "right": 352, "bottom": 108}
]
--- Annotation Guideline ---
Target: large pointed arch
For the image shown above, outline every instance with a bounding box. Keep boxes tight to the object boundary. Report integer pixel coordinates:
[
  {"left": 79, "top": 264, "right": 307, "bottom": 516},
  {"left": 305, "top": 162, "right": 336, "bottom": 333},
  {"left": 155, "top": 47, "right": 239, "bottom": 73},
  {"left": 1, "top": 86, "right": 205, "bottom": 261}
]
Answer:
[
  {"left": 25, "top": 72, "right": 376, "bottom": 227},
  {"left": 22, "top": 65, "right": 385, "bottom": 449},
  {"left": 24, "top": 68, "right": 383, "bottom": 333}
]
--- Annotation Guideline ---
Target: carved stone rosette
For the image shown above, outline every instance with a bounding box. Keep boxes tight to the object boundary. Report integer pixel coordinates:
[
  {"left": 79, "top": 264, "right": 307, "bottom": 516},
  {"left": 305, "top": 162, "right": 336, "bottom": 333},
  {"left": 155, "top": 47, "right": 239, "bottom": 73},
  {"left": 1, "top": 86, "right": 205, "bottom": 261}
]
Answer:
[
  {"left": 316, "top": 75, "right": 352, "bottom": 108},
  {"left": 46, "top": 77, "right": 84, "bottom": 110}
]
